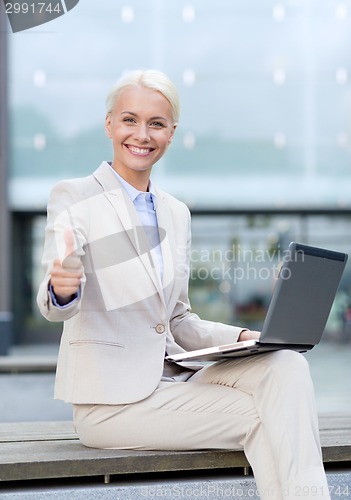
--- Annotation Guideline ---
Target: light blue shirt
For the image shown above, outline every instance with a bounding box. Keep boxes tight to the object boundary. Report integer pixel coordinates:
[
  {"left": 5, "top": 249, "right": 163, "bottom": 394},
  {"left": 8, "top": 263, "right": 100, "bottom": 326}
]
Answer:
[{"left": 109, "top": 165, "right": 163, "bottom": 281}]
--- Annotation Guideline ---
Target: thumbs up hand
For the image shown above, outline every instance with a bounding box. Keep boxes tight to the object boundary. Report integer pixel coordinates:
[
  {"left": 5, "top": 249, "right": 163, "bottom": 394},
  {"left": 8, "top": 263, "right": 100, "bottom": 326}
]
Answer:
[{"left": 50, "top": 229, "right": 84, "bottom": 305}]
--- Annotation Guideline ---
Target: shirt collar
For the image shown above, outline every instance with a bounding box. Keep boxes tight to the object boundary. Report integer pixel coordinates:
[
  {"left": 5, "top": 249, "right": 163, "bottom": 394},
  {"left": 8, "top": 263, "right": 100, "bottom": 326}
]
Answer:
[{"left": 108, "top": 163, "right": 157, "bottom": 206}]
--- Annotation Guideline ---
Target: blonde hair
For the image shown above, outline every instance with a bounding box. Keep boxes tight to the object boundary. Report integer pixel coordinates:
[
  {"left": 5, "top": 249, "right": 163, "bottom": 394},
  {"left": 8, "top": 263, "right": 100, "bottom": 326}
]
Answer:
[{"left": 105, "top": 69, "right": 180, "bottom": 125}]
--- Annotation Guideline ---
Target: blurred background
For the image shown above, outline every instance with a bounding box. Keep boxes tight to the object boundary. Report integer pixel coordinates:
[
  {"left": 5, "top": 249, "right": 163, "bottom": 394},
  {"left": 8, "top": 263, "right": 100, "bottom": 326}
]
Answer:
[{"left": 0, "top": 0, "right": 350, "bottom": 420}]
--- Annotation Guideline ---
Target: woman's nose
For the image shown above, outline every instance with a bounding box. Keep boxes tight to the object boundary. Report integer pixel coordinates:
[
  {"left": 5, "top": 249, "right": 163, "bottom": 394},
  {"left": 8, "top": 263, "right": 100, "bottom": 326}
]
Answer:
[{"left": 133, "top": 124, "right": 150, "bottom": 142}]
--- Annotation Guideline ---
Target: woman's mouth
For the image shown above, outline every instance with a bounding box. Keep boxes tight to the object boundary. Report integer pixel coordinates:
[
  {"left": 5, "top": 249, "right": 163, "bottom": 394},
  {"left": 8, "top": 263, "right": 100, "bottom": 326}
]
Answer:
[{"left": 125, "top": 145, "right": 155, "bottom": 156}]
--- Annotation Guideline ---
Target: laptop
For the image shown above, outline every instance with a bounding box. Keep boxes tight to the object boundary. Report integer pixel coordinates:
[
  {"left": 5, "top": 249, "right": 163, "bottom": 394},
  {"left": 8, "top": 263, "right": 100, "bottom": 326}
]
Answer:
[{"left": 166, "top": 242, "right": 348, "bottom": 362}]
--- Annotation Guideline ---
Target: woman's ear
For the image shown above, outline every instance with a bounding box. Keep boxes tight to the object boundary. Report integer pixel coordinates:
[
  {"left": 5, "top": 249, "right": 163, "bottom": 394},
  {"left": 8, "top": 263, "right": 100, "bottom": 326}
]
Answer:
[
  {"left": 105, "top": 113, "right": 112, "bottom": 138},
  {"left": 168, "top": 124, "right": 177, "bottom": 145}
]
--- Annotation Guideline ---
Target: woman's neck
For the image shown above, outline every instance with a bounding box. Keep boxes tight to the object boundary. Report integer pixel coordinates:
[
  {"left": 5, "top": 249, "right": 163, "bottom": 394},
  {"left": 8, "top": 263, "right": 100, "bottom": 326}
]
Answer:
[{"left": 111, "top": 163, "right": 150, "bottom": 192}]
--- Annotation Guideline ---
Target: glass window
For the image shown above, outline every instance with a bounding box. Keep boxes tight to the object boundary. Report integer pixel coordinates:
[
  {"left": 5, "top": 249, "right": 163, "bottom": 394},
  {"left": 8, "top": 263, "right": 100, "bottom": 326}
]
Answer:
[{"left": 190, "top": 214, "right": 351, "bottom": 332}]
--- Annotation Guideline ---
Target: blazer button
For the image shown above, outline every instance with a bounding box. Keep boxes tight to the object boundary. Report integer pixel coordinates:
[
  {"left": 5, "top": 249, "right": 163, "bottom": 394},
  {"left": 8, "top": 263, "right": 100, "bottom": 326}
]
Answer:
[{"left": 155, "top": 324, "right": 165, "bottom": 334}]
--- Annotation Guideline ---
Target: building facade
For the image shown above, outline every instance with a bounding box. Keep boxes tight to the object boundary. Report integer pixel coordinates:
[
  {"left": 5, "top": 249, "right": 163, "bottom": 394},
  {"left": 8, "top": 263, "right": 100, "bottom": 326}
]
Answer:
[{"left": 2, "top": 0, "right": 351, "bottom": 349}]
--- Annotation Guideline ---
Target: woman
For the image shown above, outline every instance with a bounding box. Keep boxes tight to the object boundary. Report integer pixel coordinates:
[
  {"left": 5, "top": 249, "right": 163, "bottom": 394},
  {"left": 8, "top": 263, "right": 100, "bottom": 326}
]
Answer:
[{"left": 37, "top": 69, "right": 330, "bottom": 499}]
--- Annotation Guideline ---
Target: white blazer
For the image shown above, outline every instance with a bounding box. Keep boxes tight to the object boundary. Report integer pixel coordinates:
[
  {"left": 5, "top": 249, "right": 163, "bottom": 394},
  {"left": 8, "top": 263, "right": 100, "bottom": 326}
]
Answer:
[{"left": 37, "top": 162, "right": 243, "bottom": 404}]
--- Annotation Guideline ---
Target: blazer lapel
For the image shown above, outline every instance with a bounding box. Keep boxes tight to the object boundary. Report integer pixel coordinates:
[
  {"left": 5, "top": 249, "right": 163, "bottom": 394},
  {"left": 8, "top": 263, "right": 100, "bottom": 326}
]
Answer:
[{"left": 93, "top": 162, "right": 165, "bottom": 300}]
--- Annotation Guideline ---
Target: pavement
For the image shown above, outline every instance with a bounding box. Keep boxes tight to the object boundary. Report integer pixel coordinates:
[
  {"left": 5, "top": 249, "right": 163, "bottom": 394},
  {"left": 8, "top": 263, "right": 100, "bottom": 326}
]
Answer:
[
  {"left": 0, "top": 473, "right": 350, "bottom": 499},
  {"left": 0, "top": 343, "right": 70, "bottom": 422}
]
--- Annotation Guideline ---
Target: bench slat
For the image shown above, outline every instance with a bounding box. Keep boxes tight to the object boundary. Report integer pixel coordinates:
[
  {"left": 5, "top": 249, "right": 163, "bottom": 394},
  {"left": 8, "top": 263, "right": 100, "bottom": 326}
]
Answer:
[
  {"left": 0, "top": 441, "right": 249, "bottom": 481},
  {"left": 0, "top": 414, "right": 350, "bottom": 482},
  {"left": 0, "top": 421, "right": 76, "bottom": 443},
  {"left": 318, "top": 413, "right": 351, "bottom": 431}
]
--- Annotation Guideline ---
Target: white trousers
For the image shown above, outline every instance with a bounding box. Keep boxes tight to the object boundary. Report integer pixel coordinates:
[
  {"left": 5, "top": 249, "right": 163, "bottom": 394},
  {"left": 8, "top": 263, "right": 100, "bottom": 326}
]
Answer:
[{"left": 73, "top": 350, "right": 330, "bottom": 499}]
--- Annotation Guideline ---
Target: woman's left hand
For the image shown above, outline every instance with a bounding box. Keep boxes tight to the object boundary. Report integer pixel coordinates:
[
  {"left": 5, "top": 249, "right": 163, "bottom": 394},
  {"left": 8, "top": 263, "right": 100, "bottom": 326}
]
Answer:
[{"left": 238, "top": 330, "right": 261, "bottom": 342}]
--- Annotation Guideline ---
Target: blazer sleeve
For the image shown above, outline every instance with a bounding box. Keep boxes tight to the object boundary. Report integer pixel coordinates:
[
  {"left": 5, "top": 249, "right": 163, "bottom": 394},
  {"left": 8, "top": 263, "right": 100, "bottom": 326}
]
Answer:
[
  {"left": 36, "top": 181, "right": 87, "bottom": 323},
  {"left": 169, "top": 207, "right": 245, "bottom": 351}
]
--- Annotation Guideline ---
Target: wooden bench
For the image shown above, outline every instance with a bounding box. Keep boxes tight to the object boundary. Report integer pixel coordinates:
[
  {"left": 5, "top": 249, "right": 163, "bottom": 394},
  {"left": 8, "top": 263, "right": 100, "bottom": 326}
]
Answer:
[{"left": 0, "top": 414, "right": 350, "bottom": 484}]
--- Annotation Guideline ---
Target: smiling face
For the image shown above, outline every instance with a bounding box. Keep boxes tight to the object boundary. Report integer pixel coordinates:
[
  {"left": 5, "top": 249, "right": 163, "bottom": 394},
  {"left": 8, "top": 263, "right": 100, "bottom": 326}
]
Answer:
[{"left": 105, "top": 85, "right": 176, "bottom": 190}]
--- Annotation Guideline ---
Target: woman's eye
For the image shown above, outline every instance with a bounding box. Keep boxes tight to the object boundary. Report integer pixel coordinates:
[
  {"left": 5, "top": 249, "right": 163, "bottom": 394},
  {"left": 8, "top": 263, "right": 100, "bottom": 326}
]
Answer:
[
  {"left": 150, "top": 121, "right": 164, "bottom": 128},
  {"left": 123, "top": 117, "right": 136, "bottom": 124}
]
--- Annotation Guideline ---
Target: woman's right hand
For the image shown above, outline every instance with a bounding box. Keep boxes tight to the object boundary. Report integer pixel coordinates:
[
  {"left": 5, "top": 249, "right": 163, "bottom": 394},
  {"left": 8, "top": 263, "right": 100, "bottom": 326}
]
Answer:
[{"left": 50, "top": 229, "right": 84, "bottom": 305}]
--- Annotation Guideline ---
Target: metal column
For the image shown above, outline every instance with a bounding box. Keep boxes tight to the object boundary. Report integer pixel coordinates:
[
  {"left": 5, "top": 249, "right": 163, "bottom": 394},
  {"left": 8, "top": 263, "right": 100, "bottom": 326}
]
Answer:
[{"left": 0, "top": 7, "right": 13, "bottom": 355}]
